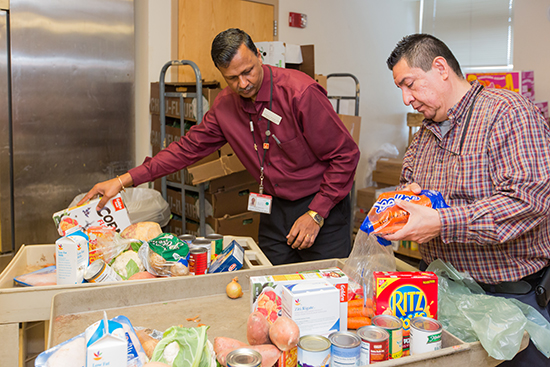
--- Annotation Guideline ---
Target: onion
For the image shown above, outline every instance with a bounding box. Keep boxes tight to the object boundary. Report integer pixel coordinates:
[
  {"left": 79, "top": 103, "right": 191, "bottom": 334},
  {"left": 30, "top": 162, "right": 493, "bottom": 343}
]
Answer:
[{"left": 226, "top": 276, "right": 243, "bottom": 299}]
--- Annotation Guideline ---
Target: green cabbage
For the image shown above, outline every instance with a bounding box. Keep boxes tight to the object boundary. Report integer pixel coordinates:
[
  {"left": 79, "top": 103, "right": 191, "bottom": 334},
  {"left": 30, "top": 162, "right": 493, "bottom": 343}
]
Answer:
[{"left": 151, "top": 325, "right": 211, "bottom": 367}]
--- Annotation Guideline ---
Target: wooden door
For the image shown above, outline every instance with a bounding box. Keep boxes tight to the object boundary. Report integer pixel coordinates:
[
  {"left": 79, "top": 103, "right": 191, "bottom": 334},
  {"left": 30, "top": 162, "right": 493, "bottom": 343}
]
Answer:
[{"left": 177, "top": 0, "right": 277, "bottom": 86}]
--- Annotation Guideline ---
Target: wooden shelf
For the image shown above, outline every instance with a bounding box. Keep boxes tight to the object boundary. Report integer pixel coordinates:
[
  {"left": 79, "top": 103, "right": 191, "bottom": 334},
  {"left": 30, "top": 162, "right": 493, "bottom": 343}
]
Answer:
[{"left": 394, "top": 247, "right": 422, "bottom": 260}]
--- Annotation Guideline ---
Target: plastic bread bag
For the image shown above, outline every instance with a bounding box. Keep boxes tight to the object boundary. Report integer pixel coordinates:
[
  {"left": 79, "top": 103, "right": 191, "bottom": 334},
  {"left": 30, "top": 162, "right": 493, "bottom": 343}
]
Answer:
[
  {"left": 363, "top": 189, "right": 448, "bottom": 236},
  {"left": 138, "top": 233, "right": 190, "bottom": 277},
  {"left": 343, "top": 229, "right": 396, "bottom": 301},
  {"left": 427, "top": 259, "right": 550, "bottom": 360},
  {"left": 86, "top": 226, "right": 137, "bottom": 264}
]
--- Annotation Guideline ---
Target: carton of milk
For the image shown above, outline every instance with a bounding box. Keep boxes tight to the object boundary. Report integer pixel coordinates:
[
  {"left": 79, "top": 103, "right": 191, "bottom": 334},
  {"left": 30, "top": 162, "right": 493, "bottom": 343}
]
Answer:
[
  {"left": 85, "top": 312, "right": 128, "bottom": 367},
  {"left": 52, "top": 193, "right": 131, "bottom": 236},
  {"left": 55, "top": 230, "right": 89, "bottom": 285},
  {"left": 282, "top": 280, "right": 340, "bottom": 337}
]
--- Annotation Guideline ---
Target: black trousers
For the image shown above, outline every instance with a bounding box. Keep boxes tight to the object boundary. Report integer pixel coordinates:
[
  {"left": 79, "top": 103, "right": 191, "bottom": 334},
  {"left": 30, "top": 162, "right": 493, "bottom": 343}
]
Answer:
[
  {"left": 258, "top": 193, "right": 351, "bottom": 265},
  {"left": 420, "top": 260, "right": 550, "bottom": 365}
]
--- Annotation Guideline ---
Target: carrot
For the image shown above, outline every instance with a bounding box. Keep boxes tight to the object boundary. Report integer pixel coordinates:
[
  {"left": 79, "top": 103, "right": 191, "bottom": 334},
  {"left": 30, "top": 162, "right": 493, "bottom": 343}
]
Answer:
[
  {"left": 186, "top": 315, "right": 200, "bottom": 321},
  {"left": 347, "top": 316, "right": 371, "bottom": 330},
  {"left": 348, "top": 307, "right": 374, "bottom": 318},
  {"left": 348, "top": 298, "right": 373, "bottom": 308}
]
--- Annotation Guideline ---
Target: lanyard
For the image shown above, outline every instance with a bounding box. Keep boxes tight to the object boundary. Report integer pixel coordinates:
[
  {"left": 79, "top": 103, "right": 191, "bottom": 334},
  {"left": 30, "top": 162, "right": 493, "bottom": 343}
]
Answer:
[
  {"left": 456, "top": 86, "right": 484, "bottom": 155},
  {"left": 249, "top": 65, "right": 273, "bottom": 194}
]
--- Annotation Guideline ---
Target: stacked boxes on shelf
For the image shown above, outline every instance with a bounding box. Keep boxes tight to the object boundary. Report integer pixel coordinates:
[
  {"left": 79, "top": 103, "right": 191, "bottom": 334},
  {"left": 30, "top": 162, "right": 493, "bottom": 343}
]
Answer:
[{"left": 150, "top": 82, "right": 260, "bottom": 241}]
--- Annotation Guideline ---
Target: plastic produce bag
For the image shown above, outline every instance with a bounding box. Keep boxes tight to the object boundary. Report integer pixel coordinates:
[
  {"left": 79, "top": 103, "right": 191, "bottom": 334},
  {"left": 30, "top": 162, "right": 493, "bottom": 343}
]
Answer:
[
  {"left": 87, "top": 226, "right": 135, "bottom": 264},
  {"left": 138, "top": 233, "right": 190, "bottom": 277},
  {"left": 343, "top": 229, "right": 396, "bottom": 300},
  {"left": 427, "top": 259, "right": 550, "bottom": 360},
  {"left": 71, "top": 187, "right": 171, "bottom": 227}
]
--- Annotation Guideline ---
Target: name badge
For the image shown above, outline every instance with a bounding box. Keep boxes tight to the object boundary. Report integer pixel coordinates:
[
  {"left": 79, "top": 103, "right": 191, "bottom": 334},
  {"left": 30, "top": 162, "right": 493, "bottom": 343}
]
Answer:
[
  {"left": 261, "top": 108, "right": 282, "bottom": 125},
  {"left": 248, "top": 192, "right": 272, "bottom": 214}
]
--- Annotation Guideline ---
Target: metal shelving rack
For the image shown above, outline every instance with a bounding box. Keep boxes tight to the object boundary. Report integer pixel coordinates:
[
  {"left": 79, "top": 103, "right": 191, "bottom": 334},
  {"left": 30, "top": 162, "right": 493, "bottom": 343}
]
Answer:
[
  {"left": 326, "top": 73, "right": 360, "bottom": 239},
  {"left": 159, "top": 60, "right": 207, "bottom": 236}
]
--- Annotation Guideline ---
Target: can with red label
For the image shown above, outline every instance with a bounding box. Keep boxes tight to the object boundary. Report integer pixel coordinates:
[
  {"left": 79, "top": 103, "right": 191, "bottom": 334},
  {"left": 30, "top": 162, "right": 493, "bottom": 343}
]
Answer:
[
  {"left": 192, "top": 238, "right": 212, "bottom": 268},
  {"left": 189, "top": 247, "right": 208, "bottom": 275},
  {"left": 372, "top": 315, "right": 403, "bottom": 359},
  {"left": 357, "top": 325, "right": 389, "bottom": 364}
]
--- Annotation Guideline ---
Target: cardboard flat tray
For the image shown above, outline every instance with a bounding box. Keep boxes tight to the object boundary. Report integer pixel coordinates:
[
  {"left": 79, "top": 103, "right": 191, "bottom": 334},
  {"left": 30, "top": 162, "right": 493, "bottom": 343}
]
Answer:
[
  {"left": 47, "top": 258, "right": 527, "bottom": 366},
  {"left": 0, "top": 236, "right": 271, "bottom": 324}
]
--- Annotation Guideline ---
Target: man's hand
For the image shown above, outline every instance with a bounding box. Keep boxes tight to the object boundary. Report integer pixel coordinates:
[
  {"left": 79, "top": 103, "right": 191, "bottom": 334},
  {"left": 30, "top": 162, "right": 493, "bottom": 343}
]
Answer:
[
  {"left": 77, "top": 173, "right": 133, "bottom": 210},
  {"left": 286, "top": 213, "right": 321, "bottom": 250},
  {"left": 403, "top": 182, "right": 422, "bottom": 194},
  {"left": 383, "top": 199, "right": 442, "bottom": 244}
]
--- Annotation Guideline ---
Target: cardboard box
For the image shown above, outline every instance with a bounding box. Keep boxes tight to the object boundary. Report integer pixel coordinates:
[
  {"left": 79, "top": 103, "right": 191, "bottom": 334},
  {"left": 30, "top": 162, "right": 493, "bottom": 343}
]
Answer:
[
  {"left": 282, "top": 280, "right": 340, "bottom": 336},
  {"left": 315, "top": 74, "right": 327, "bottom": 90},
  {"left": 357, "top": 186, "right": 377, "bottom": 210},
  {"left": 256, "top": 41, "right": 285, "bottom": 68},
  {"left": 338, "top": 114, "right": 361, "bottom": 145},
  {"left": 466, "top": 71, "right": 535, "bottom": 102},
  {"left": 287, "top": 44, "right": 315, "bottom": 79},
  {"left": 373, "top": 158, "right": 403, "bottom": 186},
  {"left": 167, "top": 211, "right": 259, "bottom": 242},
  {"left": 187, "top": 153, "right": 247, "bottom": 185},
  {"left": 255, "top": 43, "right": 315, "bottom": 79},
  {"left": 150, "top": 81, "right": 222, "bottom": 121}
]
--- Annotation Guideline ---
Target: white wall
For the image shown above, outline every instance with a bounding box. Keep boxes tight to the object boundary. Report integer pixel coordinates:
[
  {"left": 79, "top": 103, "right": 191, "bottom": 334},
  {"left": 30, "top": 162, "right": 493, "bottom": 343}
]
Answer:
[{"left": 278, "top": 0, "right": 419, "bottom": 189}]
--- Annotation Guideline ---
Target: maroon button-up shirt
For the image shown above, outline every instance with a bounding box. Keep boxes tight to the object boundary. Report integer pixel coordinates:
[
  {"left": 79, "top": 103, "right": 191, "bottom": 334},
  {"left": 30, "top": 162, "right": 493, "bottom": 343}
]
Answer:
[{"left": 130, "top": 65, "right": 360, "bottom": 218}]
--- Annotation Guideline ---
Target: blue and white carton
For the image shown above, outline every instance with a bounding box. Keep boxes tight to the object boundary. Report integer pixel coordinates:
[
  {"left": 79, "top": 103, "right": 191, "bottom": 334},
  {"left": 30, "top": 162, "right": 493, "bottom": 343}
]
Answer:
[
  {"left": 85, "top": 312, "right": 127, "bottom": 367},
  {"left": 55, "top": 230, "right": 89, "bottom": 285}
]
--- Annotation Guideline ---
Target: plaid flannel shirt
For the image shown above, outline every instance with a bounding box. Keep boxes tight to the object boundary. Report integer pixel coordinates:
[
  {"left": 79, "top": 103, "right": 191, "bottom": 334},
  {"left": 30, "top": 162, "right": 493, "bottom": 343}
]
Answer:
[{"left": 402, "top": 81, "right": 550, "bottom": 284}]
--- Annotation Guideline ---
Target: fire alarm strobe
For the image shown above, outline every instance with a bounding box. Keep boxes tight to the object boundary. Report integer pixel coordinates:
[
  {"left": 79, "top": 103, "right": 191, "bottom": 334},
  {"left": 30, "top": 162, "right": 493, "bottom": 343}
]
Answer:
[{"left": 289, "top": 12, "right": 307, "bottom": 28}]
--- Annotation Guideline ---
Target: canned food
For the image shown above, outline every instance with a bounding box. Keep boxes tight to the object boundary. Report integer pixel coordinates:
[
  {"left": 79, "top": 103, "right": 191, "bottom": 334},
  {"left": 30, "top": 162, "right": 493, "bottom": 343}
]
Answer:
[
  {"left": 192, "top": 238, "right": 212, "bottom": 267},
  {"left": 298, "top": 335, "right": 331, "bottom": 367},
  {"left": 178, "top": 234, "right": 196, "bottom": 244},
  {"left": 189, "top": 247, "right": 208, "bottom": 275},
  {"left": 329, "top": 331, "right": 361, "bottom": 367},
  {"left": 357, "top": 325, "right": 389, "bottom": 364},
  {"left": 372, "top": 315, "right": 403, "bottom": 359},
  {"left": 206, "top": 233, "right": 224, "bottom": 259},
  {"left": 226, "top": 348, "right": 262, "bottom": 367},
  {"left": 84, "top": 259, "right": 122, "bottom": 283},
  {"left": 410, "top": 317, "right": 442, "bottom": 355}
]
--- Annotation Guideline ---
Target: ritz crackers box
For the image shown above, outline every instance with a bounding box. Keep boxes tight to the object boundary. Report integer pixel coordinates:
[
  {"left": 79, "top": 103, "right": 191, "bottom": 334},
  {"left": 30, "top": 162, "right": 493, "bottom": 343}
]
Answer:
[{"left": 373, "top": 271, "right": 438, "bottom": 356}]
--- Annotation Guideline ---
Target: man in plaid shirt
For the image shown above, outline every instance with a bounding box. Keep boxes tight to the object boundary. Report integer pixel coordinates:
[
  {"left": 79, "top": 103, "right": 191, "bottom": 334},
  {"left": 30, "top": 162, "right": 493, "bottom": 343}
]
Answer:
[{"left": 386, "top": 34, "right": 550, "bottom": 365}]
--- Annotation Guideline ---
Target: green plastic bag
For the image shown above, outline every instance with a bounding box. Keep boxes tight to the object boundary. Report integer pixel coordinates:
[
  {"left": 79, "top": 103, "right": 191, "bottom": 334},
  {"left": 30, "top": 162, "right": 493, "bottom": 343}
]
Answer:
[{"left": 427, "top": 259, "right": 550, "bottom": 360}]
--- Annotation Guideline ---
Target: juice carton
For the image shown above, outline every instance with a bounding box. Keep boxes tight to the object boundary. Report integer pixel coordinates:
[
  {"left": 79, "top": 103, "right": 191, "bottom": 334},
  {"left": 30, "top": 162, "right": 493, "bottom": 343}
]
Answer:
[
  {"left": 85, "top": 312, "right": 127, "bottom": 367},
  {"left": 250, "top": 267, "right": 349, "bottom": 331},
  {"left": 52, "top": 193, "right": 131, "bottom": 236},
  {"left": 55, "top": 230, "right": 89, "bottom": 285},
  {"left": 282, "top": 280, "right": 340, "bottom": 337},
  {"left": 373, "top": 271, "right": 438, "bottom": 356}
]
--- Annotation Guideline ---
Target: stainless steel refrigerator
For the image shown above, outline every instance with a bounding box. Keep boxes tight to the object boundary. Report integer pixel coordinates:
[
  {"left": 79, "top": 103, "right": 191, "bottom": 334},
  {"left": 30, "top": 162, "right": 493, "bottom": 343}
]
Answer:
[{"left": 0, "top": 0, "right": 135, "bottom": 268}]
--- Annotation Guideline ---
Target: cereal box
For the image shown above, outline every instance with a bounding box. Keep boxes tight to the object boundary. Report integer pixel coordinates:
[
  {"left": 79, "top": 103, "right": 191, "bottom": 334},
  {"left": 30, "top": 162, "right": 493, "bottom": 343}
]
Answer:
[
  {"left": 373, "top": 271, "right": 438, "bottom": 356},
  {"left": 466, "top": 71, "right": 535, "bottom": 102},
  {"left": 250, "top": 267, "right": 348, "bottom": 330},
  {"left": 52, "top": 193, "right": 131, "bottom": 236}
]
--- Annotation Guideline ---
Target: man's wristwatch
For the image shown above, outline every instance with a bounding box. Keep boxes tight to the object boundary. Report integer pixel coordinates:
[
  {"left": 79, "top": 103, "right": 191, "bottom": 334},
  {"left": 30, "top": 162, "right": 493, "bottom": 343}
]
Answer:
[{"left": 307, "top": 210, "right": 324, "bottom": 228}]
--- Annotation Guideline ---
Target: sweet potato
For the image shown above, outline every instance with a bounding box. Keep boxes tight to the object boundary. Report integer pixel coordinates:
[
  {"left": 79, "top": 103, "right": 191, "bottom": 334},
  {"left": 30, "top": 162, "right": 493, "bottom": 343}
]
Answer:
[
  {"left": 135, "top": 329, "right": 159, "bottom": 359},
  {"left": 216, "top": 344, "right": 281, "bottom": 367},
  {"left": 213, "top": 337, "right": 247, "bottom": 355},
  {"left": 129, "top": 271, "right": 158, "bottom": 280},
  {"left": 247, "top": 311, "right": 271, "bottom": 345},
  {"left": 268, "top": 316, "right": 300, "bottom": 352}
]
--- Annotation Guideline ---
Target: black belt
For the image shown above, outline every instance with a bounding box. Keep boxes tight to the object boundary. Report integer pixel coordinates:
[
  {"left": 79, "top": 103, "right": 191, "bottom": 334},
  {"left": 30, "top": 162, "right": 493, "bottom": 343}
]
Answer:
[{"left": 478, "top": 267, "right": 548, "bottom": 295}]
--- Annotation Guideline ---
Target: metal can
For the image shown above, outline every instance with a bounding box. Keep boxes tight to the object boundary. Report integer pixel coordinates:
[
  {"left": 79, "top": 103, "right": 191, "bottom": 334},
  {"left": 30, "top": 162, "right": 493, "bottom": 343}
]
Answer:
[
  {"left": 410, "top": 317, "right": 443, "bottom": 355},
  {"left": 372, "top": 315, "right": 403, "bottom": 359},
  {"left": 206, "top": 233, "right": 224, "bottom": 260},
  {"left": 357, "top": 325, "right": 389, "bottom": 364},
  {"left": 178, "top": 234, "right": 196, "bottom": 244},
  {"left": 329, "top": 331, "right": 361, "bottom": 367},
  {"left": 298, "top": 335, "right": 331, "bottom": 367},
  {"left": 84, "top": 259, "right": 122, "bottom": 283},
  {"left": 192, "top": 238, "right": 212, "bottom": 267},
  {"left": 226, "top": 348, "right": 262, "bottom": 367},
  {"left": 189, "top": 247, "right": 208, "bottom": 275}
]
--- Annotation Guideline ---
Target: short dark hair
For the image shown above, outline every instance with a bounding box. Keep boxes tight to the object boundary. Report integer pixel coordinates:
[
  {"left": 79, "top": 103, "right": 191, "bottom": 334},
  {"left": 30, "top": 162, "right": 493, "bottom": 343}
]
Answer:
[
  {"left": 386, "top": 34, "right": 463, "bottom": 79},
  {"left": 211, "top": 28, "right": 258, "bottom": 68}
]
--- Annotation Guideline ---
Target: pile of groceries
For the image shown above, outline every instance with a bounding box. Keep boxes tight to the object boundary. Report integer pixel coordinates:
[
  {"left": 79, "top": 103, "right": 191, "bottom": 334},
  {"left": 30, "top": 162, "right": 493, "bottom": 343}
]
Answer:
[{"left": 14, "top": 194, "right": 243, "bottom": 287}]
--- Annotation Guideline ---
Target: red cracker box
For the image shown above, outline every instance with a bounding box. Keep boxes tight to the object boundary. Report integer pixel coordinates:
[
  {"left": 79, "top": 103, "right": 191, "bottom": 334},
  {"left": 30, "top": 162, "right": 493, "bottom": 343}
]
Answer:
[
  {"left": 466, "top": 71, "right": 535, "bottom": 102},
  {"left": 373, "top": 271, "right": 438, "bottom": 356}
]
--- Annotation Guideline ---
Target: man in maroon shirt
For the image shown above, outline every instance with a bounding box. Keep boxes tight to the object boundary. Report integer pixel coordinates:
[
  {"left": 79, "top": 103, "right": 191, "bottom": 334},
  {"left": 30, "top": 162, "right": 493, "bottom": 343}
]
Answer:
[{"left": 79, "top": 28, "right": 360, "bottom": 265}]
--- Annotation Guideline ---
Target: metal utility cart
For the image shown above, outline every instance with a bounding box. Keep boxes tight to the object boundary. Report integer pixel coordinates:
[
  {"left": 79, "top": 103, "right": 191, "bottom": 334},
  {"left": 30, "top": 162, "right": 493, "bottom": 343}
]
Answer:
[
  {"left": 158, "top": 60, "right": 207, "bottom": 236},
  {"left": 326, "top": 73, "right": 360, "bottom": 239}
]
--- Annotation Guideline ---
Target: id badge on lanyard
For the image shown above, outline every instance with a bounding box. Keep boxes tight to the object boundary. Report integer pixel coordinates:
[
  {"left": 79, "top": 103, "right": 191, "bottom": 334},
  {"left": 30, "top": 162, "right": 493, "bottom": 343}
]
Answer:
[{"left": 248, "top": 192, "right": 272, "bottom": 214}]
